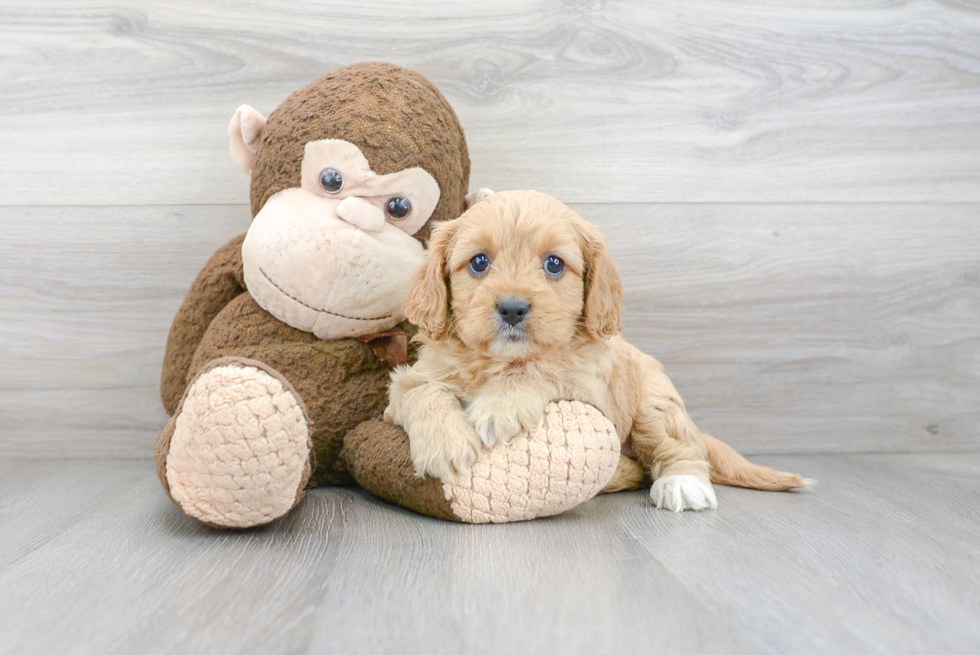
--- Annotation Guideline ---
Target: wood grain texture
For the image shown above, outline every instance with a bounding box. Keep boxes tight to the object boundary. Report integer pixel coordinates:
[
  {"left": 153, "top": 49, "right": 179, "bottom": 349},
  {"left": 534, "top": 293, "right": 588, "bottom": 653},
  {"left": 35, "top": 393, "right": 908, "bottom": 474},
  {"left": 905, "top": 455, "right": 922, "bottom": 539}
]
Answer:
[
  {"left": 581, "top": 203, "right": 980, "bottom": 455},
  {"left": 2, "top": 0, "right": 980, "bottom": 205},
  {"left": 618, "top": 452, "right": 980, "bottom": 655},
  {"left": 0, "top": 454, "right": 977, "bottom": 655},
  {"left": 0, "top": 206, "right": 251, "bottom": 457},
  {"left": 2, "top": 203, "right": 977, "bottom": 457},
  {"left": 3, "top": 4, "right": 978, "bottom": 653}
]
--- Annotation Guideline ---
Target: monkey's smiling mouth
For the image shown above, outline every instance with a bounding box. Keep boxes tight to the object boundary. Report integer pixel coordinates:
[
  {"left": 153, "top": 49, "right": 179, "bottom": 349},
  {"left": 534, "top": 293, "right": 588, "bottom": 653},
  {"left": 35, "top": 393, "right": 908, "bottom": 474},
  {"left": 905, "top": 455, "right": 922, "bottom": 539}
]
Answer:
[{"left": 259, "top": 268, "right": 393, "bottom": 322}]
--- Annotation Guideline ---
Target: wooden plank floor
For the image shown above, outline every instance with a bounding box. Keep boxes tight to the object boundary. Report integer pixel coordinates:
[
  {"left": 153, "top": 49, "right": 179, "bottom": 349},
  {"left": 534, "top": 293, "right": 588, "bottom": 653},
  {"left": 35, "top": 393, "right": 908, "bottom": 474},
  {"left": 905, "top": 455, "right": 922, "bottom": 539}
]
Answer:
[{"left": 0, "top": 454, "right": 977, "bottom": 655}]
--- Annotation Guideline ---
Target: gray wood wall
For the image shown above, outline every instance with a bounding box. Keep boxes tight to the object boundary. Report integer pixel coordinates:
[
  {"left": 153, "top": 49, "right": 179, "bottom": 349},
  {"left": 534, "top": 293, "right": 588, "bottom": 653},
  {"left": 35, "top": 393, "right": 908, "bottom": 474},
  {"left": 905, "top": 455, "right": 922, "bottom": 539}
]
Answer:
[{"left": 2, "top": 0, "right": 978, "bottom": 458}]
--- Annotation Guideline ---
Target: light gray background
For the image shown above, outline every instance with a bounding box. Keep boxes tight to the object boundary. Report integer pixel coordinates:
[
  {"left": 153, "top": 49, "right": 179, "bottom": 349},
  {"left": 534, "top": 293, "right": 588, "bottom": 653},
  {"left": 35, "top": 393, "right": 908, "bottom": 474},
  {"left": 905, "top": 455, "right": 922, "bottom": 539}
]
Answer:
[{"left": 1, "top": 2, "right": 978, "bottom": 654}]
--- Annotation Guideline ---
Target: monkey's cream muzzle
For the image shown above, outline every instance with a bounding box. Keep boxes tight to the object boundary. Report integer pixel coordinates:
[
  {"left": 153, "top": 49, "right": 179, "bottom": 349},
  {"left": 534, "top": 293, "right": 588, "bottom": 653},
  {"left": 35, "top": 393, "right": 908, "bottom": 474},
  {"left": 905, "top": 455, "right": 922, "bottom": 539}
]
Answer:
[{"left": 242, "top": 188, "right": 426, "bottom": 339}]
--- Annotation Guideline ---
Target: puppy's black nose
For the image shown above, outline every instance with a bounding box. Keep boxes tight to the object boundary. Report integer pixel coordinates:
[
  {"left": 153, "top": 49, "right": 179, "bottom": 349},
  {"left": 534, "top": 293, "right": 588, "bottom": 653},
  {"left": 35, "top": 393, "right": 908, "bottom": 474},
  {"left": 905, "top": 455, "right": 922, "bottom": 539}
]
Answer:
[{"left": 497, "top": 298, "right": 530, "bottom": 326}]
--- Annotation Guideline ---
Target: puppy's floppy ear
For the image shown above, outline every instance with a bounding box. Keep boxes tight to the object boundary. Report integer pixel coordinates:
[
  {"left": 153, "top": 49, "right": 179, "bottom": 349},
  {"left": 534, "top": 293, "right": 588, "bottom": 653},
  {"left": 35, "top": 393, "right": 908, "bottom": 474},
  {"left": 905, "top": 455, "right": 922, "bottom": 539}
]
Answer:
[
  {"left": 579, "top": 219, "right": 624, "bottom": 340},
  {"left": 404, "top": 219, "right": 457, "bottom": 339}
]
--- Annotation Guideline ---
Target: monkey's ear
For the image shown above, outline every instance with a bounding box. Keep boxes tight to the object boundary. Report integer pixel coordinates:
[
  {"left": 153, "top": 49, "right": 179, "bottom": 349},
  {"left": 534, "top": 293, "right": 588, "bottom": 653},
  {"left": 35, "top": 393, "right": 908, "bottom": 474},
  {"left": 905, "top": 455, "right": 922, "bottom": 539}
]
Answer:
[
  {"left": 465, "top": 188, "right": 495, "bottom": 209},
  {"left": 403, "top": 219, "right": 458, "bottom": 339},
  {"left": 228, "top": 105, "right": 268, "bottom": 175},
  {"left": 579, "top": 220, "right": 624, "bottom": 340}
]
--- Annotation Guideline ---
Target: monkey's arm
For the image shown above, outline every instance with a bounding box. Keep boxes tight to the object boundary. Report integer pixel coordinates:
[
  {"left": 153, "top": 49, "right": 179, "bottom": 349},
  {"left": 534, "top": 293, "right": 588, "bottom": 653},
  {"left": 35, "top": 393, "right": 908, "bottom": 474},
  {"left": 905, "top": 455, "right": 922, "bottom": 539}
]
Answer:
[{"left": 160, "top": 233, "right": 247, "bottom": 414}]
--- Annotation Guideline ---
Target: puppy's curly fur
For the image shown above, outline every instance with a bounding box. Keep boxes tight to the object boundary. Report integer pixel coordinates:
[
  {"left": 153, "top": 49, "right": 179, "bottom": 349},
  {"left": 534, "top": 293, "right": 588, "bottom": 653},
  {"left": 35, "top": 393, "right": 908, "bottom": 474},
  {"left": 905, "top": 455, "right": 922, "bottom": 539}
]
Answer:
[{"left": 385, "top": 190, "right": 808, "bottom": 511}]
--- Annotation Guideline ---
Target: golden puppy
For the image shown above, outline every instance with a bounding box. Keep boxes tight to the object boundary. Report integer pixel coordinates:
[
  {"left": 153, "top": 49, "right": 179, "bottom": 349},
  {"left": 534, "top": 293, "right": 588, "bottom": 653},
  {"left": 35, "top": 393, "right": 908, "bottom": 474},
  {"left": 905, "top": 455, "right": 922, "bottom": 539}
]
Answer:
[{"left": 385, "top": 190, "right": 808, "bottom": 511}]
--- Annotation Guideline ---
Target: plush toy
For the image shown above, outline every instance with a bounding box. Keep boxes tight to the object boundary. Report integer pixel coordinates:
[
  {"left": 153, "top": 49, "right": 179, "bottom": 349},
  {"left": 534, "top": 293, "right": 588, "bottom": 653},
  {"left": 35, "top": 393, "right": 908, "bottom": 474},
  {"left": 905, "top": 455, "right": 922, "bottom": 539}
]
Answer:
[{"left": 155, "top": 62, "right": 623, "bottom": 527}]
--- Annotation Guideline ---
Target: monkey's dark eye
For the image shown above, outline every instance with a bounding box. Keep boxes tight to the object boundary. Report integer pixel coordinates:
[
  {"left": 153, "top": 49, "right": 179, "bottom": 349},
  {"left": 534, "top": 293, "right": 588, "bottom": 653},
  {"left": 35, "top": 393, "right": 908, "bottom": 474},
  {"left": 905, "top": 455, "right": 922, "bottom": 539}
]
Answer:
[
  {"left": 319, "top": 168, "right": 343, "bottom": 193},
  {"left": 544, "top": 255, "right": 565, "bottom": 277},
  {"left": 469, "top": 254, "right": 491, "bottom": 276},
  {"left": 386, "top": 197, "right": 412, "bottom": 219}
]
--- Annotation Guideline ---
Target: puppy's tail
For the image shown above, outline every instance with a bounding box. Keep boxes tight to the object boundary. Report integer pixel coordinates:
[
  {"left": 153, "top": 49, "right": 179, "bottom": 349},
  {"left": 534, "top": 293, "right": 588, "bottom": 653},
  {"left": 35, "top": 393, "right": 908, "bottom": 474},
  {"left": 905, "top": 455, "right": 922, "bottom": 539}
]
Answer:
[{"left": 704, "top": 434, "right": 811, "bottom": 491}]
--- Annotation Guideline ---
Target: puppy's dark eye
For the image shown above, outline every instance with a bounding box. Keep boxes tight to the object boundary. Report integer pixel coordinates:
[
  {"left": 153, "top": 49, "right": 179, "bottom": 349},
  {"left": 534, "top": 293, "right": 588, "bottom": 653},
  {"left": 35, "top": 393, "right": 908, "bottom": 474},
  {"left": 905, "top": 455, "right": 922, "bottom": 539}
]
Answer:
[
  {"left": 320, "top": 168, "right": 343, "bottom": 193},
  {"left": 386, "top": 197, "right": 412, "bottom": 219},
  {"left": 469, "top": 254, "right": 490, "bottom": 276},
  {"left": 544, "top": 255, "right": 565, "bottom": 277}
]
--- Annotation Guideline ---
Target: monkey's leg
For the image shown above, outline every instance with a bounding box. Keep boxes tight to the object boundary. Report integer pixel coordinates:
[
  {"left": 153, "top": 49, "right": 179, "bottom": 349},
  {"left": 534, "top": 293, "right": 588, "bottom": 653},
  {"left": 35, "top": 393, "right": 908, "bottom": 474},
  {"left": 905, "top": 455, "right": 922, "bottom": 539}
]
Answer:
[
  {"left": 157, "top": 357, "right": 312, "bottom": 528},
  {"left": 156, "top": 293, "right": 398, "bottom": 526}
]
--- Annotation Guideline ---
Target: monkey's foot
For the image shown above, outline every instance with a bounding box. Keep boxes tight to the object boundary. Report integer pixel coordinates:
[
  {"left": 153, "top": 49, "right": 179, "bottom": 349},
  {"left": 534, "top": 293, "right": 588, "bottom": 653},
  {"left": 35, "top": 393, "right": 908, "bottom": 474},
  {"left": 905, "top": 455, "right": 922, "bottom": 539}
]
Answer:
[{"left": 162, "top": 359, "right": 312, "bottom": 528}]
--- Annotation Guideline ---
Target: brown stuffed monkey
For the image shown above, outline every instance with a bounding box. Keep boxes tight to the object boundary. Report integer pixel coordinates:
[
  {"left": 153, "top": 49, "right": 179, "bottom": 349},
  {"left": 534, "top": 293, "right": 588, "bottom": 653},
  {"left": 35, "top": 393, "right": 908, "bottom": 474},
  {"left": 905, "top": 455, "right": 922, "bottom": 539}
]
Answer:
[{"left": 156, "top": 62, "right": 622, "bottom": 528}]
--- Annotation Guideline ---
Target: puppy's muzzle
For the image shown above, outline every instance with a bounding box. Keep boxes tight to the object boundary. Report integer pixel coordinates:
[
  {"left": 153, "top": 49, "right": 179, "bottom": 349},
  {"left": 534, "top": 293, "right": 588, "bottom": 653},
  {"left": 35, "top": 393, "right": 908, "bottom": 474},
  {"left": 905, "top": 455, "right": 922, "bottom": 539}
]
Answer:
[{"left": 497, "top": 298, "right": 530, "bottom": 327}]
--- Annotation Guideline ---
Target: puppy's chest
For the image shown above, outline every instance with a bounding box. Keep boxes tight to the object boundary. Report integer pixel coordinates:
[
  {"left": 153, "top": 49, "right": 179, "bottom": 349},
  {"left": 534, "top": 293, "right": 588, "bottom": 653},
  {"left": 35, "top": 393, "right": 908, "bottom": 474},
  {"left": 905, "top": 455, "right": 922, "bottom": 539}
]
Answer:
[
  {"left": 454, "top": 363, "right": 615, "bottom": 416},
  {"left": 560, "top": 369, "right": 615, "bottom": 414}
]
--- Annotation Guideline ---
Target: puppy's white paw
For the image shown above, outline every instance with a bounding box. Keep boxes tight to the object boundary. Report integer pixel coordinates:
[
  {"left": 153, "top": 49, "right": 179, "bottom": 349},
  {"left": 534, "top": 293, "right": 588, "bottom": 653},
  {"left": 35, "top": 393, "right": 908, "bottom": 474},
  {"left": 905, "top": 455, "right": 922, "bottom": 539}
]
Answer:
[{"left": 651, "top": 475, "right": 718, "bottom": 512}]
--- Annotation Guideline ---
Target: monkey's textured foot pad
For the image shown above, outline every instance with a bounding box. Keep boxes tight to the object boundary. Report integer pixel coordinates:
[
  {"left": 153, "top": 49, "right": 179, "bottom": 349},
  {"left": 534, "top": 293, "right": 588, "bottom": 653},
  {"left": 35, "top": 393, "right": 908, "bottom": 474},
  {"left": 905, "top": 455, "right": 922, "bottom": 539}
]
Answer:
[
  {"left": 165, "top": 363, "right": 311, "bottom": 528},
  {"left": 444, "top": 401, "right": 621, "bottom": 523}
]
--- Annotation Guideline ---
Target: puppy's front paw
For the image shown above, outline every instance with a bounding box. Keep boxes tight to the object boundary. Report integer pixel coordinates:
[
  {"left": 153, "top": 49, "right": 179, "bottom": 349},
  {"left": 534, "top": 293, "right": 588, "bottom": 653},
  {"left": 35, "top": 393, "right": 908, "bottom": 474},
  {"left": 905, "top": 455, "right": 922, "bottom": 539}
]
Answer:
[
  {"left": 466, "top": 396, "right": 545, "bottom": 448},
  {"left": 651, "top": 475, "right": 718, "bottom": 512},
  {"left": 409, "top": 412, "right": 483, "bottom": 483},
  {"left": 471, "top": 414, "right": 498, "bottom": 448}
]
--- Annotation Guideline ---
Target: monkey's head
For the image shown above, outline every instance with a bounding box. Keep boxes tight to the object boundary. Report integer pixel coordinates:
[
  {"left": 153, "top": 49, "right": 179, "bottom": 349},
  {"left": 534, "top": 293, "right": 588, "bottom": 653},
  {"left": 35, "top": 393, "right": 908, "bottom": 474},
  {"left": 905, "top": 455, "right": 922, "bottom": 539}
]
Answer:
[{"left": 229, "top": 62, "right": 474, "bottom": 339}]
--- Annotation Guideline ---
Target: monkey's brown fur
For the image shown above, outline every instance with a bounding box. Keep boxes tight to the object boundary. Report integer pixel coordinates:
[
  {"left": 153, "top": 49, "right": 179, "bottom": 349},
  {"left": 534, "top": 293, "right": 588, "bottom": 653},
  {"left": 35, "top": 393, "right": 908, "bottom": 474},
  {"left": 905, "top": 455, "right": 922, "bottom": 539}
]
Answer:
[
  {"left": 157, "top": 63, "right": 470, "bottom": 513},
  {"left": 249, "top": 63, "right": 471, "bottom": 242}
]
